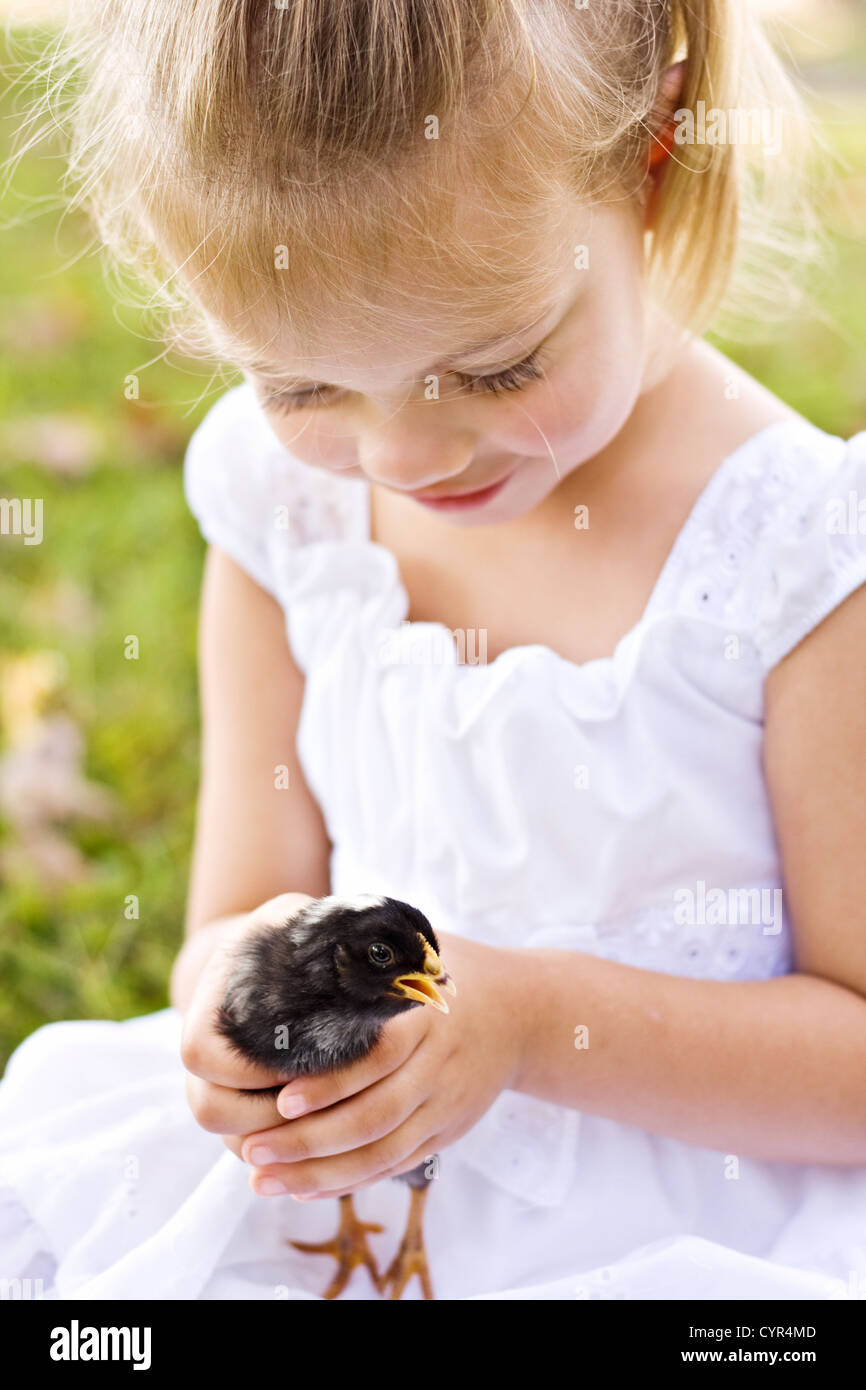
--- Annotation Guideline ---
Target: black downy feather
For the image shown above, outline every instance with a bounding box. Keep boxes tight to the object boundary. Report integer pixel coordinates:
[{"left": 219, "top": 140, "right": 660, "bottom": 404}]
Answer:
[{"left": 216, "top": 894, "right": 444, "bottom": 1188}]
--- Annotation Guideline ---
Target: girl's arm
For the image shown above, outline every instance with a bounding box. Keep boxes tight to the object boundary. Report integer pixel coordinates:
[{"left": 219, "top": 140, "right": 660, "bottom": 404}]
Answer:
[
  {"left": 171, "top": 545, "right": 332, "bottom": 1012},
  {"left": 171, "top": 546, "right": 334, "bottom": 1154},
  {"left": 182, "top": 545, "right": 331, "bottom": 933},
  {"left": 510, "top": 583, "right": 866, "bottom": 1164}
]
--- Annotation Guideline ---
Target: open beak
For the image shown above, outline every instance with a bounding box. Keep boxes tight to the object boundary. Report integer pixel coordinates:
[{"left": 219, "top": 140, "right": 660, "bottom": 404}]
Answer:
[{"left": 393, "top": 936, "right": 457, "bottom": 1014}]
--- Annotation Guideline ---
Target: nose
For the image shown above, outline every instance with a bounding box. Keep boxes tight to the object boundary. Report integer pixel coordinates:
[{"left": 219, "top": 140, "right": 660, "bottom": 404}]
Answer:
[{"left": 357, "top": 404, "right": 476, "bottom": 493}]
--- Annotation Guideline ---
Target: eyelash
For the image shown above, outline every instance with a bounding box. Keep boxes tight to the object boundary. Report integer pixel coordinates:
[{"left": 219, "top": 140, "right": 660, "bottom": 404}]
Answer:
[
  {"left": 455, "top": 348, "right": 546, "bottom": 397},
  {"left": 262, "top": 349, "right": 546, "bottom": 414},
  {"left": 263, "top": 384, "right": 334, "bottom": 414}
]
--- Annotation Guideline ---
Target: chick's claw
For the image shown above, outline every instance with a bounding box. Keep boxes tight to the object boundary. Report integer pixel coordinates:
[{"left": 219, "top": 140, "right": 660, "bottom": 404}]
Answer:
[
  {"left": 290, "top": 1194, "right": 384, "bottom": 1300},
  {"left": 377, "top": 1185, "right": 434, "bottom": 1301}
]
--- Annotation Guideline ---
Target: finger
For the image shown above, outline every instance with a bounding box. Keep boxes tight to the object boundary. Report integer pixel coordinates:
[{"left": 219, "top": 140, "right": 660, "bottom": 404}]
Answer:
[
  {"left": 185, "top": 1072, "right": 283, "bottom": 1137},
  {"left": 320, "top": 1139, "right": 445, "bottom": 1200},
  {"left": 248, "top": 1103, "right": 436, "bottom": 1197},
  {"left": 181, "top": 1012, "right": 290, "bottom": 1090},
  {"left": 180, "top": 894, "right": 314, "bottom": 1088},
  {"left": 241, "top": 1064, "right": 429, "bottom": 1165},
  {"left": 180, "top": 956, "right": 289, "bottom": 1089},
  {"left": 275, "top": 1009, "right": 424, "bottom": 1119}
]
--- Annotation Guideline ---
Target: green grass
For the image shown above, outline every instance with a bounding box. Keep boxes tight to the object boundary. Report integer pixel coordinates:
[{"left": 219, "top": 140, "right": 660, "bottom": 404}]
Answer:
[
  {"left": 710, "top": 92, "right": 866, "bottom": 437},
  {"left": 0, "top": 31, "right": 230, "bottom": 1064},
  {"left": 1, "top": 26, "right": 865, "bottom": 1070}
]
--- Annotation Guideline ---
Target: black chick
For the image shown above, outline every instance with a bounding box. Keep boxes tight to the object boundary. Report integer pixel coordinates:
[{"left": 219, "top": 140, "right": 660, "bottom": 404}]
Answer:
[{"left": 216, "top": 893, "right": 455, "bottom": 1300}]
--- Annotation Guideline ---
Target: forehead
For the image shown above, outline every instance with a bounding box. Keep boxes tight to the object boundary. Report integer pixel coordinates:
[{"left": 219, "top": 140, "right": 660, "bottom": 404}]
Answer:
[{"left": 233, "top": 178, "right": 594, "bottom": 390}]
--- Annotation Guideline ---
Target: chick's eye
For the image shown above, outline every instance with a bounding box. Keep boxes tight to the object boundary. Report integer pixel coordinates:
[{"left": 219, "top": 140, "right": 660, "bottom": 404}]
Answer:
[{"left": 367, "top": 942, "right": 395, "bottom": 967}]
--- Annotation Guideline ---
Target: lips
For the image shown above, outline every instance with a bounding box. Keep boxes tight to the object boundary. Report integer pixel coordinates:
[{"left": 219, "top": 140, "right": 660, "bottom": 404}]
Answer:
[
  {"left": 412, "top": 470, "right": 515, "bottom": 510},
  {"left": 413, "top": 472, "right": 509, "bottom": 501}
]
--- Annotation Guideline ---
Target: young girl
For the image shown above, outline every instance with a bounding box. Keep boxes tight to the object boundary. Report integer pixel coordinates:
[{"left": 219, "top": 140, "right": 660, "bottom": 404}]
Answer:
[{"left": 2, "top": 0, "right": 866, "bottom": 1301}]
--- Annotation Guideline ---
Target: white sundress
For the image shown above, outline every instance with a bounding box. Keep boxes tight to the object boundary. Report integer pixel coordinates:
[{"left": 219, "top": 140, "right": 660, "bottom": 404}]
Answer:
[{"left": 2, "top": 381, "right": 866, "bottom": 1302}]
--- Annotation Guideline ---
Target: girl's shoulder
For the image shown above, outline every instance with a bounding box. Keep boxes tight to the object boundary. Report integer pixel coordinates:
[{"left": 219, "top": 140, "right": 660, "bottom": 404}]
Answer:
[
  {"left": 183, "top": 382, "right": 368, "bottom": 596},
  {"left": 676, "top": 415, "right": 866, "bottom": 672}
]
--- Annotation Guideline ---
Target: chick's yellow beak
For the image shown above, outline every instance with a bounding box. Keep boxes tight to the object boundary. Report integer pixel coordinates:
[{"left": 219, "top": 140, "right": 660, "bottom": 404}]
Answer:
[{"left": 393, "top": 936, "right": 457, "bottom": 1014}]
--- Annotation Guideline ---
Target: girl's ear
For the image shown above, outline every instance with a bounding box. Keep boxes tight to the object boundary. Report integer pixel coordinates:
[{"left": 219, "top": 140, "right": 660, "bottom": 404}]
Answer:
[{"left": 644, "top": 60, "right": 688, "bottom": 229}]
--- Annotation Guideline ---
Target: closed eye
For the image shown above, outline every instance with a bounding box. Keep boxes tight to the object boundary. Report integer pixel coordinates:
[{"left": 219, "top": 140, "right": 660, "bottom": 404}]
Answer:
[
  {"left": 454, "top": 347, "right": 546, "bottom": 397},
  {"left": 261, "top": 383, "right": 343, "bottom": 414},
  {"left": 258, "top": 347, "right": 547, "bottom": 415}
]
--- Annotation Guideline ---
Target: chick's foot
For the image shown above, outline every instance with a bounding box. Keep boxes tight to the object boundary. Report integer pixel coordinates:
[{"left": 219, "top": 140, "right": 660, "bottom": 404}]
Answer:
[
  {"left": 290, "top": 1193, "right": 384, "bottom": 1300},
  {"left": 377, "top": 1185, "right": 434, "bottom": 1301}
]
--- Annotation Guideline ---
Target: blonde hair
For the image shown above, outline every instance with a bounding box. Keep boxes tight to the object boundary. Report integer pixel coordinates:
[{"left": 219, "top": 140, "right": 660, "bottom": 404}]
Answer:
[{"left": 11, "top": 0, "right": 819, "bottom": 381}]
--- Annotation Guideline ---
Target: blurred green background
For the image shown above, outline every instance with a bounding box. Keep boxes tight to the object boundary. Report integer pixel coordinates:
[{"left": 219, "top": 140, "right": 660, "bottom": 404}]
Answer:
[{"left": 1, "top": 2, "right": 865, "bottom": 1069}]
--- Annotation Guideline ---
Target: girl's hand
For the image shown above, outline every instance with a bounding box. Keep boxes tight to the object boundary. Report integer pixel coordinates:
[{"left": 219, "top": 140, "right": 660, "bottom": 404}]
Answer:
[
  {"left": 180, "top": 892, "right": 316, "bottom": 1153},
  {"left": 237, "top": 932, "right": 532, "bottom": 1199}
]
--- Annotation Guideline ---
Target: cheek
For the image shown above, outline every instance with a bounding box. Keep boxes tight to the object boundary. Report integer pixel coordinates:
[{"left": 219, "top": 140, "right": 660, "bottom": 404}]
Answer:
[
  {"left": 556, "top": 329, "right": 644, "bottom": 450},
  {"left": 491, "top": 288, "right": 646, "bottom": 468},
  {"left": 488, "top": 337, "right": 644, "bottom": 467}
]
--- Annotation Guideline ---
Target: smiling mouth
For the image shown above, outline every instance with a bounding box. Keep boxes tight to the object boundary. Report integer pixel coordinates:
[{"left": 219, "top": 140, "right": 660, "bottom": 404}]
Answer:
[
  {"left": 412, "top": 471, "right": 513, "bottom": 501},
  {"left": 411, "top": 470, "right": 516, "bottom": 508}
]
